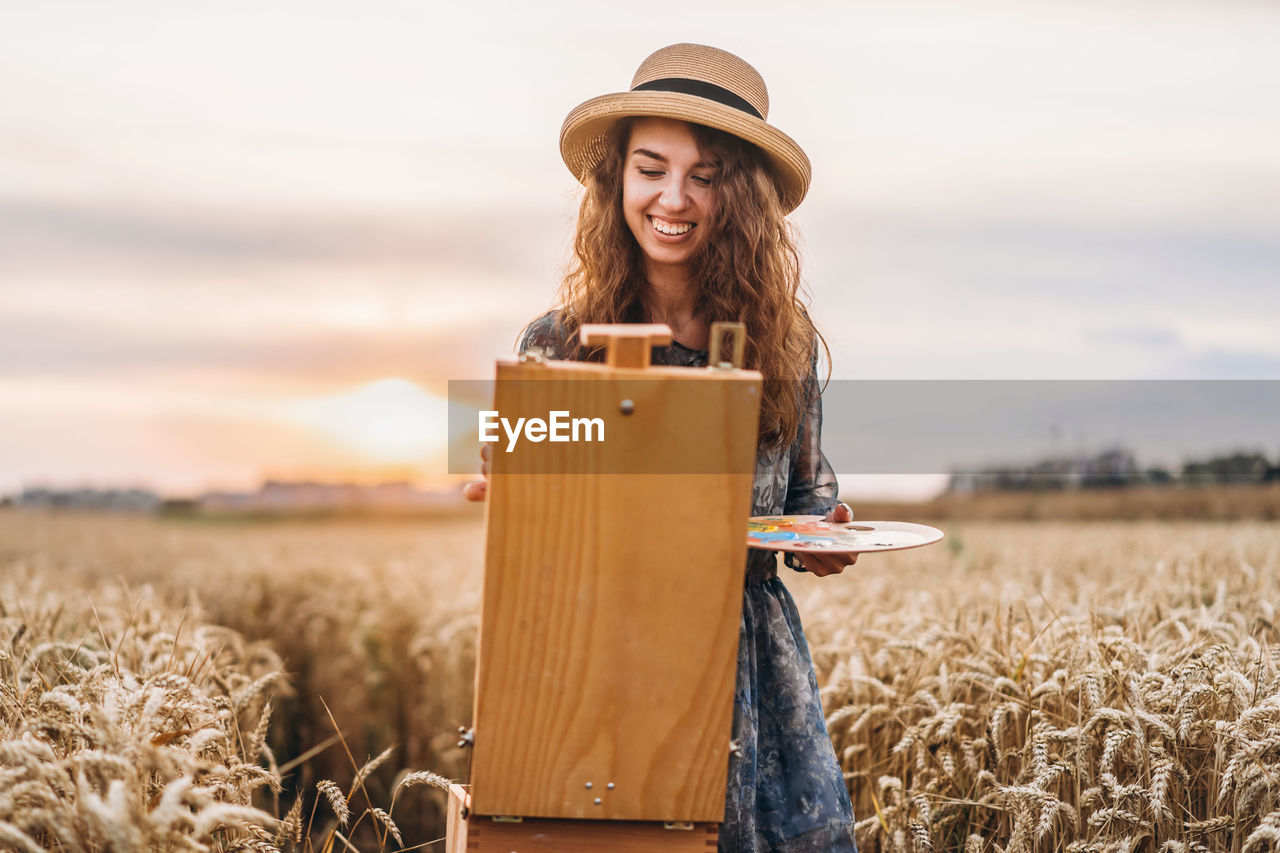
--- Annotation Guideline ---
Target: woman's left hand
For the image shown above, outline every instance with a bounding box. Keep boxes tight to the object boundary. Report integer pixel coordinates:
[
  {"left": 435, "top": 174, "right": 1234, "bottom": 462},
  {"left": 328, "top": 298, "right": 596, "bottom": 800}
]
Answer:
[{"left": 796, "top": 502, "right": 859, "bottom": 577}]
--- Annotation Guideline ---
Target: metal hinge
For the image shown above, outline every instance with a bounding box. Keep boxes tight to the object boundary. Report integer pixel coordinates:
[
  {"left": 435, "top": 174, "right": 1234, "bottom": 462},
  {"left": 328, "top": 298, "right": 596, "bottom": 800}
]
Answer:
[
  {"left": 664, "top": 821, "right": 695, "bottom": 831},
  {"left": 491, "top": 815, "right": 524, "bottom": 823}
]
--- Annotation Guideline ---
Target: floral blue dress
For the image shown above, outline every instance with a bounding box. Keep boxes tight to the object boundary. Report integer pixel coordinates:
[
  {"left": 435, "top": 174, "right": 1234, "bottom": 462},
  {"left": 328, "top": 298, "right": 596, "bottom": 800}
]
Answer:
[{"left": 519, "top": 312, "right": 858, "bottom": 853}]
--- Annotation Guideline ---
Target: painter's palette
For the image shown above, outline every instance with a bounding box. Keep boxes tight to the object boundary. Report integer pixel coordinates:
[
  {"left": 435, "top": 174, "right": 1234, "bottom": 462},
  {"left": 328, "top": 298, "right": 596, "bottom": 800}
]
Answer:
[{"left": 747, "top": 516, "right": 944, "bottom": 554}]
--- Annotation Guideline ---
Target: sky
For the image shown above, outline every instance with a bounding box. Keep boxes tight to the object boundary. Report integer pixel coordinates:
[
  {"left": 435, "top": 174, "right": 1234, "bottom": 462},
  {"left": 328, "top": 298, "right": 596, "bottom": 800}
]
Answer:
[{"left": 2, "top": 0, "right": 1278, "bottom": 498}]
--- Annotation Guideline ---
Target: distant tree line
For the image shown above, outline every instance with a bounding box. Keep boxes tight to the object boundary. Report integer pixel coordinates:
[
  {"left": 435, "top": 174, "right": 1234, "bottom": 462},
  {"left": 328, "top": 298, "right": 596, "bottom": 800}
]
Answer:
[
  {"left": 950, "top": 449, "right": 1280, "bottom": 493},
  {"left": 1178, "top": 451, "right": 1280, "bottom": 486},
  {"left": 11, "top": 486, "right": 159, "bottom": 512},
  {"left": 2, "top": 480, "right": 469, "bottom": 517}
]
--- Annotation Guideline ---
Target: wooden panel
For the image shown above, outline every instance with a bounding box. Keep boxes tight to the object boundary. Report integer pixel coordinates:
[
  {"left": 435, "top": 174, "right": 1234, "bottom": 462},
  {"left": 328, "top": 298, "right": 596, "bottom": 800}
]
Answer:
[
  {"left": 448, "top": 784, "right": 719, "bottom": 853},
  {"left": 580, "top": 324, "right": 672, "bottom": 369},
  {"left": 470, "top": 358, "right": 761, "bottom": 821},
  {"left": 447, "top": 783, "right": 468, "bottom": 853}
]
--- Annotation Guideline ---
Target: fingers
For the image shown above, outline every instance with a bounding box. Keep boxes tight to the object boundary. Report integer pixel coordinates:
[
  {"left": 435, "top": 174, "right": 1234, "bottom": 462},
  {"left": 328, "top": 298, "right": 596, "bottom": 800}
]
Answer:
[
  {"left": 801, "top": 554, "right": 833, "bottom": 576},
  {"left": 466, "top": 444, "right": 493, "bottom": 500},
  {"left": 817, "top": 558, "right": 847, "bottom": 577},
  {"left": 824, "top": 502, "right": 853, "bottom": 523},
  {"left": 801, "top": 551, "right": 856, "bottom": 577}
]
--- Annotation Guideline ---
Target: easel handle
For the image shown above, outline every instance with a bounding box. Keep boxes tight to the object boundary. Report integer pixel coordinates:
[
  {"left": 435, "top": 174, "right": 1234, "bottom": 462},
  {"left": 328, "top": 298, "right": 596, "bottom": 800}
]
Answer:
[
  {"left": 708, "top": 322, "right": 746, "bottom": 370},
  {"left": 580, "top": 324, "right": 673, "bottom": 369}
]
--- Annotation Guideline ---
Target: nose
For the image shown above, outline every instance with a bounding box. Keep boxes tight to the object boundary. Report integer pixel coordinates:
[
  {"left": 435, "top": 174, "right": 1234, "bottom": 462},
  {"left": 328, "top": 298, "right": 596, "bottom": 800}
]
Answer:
[{"left": 659, "top": 175, "right": 689, "bottom": 211}]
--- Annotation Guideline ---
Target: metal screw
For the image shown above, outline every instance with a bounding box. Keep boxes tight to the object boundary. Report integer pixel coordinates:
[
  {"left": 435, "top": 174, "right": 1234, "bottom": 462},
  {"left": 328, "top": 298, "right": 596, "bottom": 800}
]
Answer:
[
  {"left": 584, "top": 782, "right": 593, "bottom": 789},
  {"left": 593, "top": 797, "right": 602, "bottom": 805},
  {"left": 607, "top": 782, "right": 615, "bottom": 790},
  {"left": 619, "top": 398, "right": 635, "bottom": 415},
  {"left": 456, "top": 726, "right": 474, "bottom": 749}
]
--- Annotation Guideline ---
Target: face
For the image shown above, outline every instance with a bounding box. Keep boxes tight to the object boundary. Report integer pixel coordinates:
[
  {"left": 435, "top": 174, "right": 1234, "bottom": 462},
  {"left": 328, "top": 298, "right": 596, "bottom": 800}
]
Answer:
[{"left": 621, "top": 117, "right": 719, "bottom": 275}]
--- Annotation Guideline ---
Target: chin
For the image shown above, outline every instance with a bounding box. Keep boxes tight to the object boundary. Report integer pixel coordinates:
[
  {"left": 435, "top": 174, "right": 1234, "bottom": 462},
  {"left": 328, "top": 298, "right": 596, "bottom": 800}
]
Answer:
[
  {"left": 650, "top": 247, "right": 692, "bottom": 264},
  {"left": 644, "top": 241, "right": 699, "bottom": 266}
]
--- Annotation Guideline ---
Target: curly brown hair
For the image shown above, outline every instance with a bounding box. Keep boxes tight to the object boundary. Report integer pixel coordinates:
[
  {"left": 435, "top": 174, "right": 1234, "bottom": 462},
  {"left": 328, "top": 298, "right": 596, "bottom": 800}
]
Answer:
[{"left": 538, "top": 117, "right": 828, "bottom": 450}]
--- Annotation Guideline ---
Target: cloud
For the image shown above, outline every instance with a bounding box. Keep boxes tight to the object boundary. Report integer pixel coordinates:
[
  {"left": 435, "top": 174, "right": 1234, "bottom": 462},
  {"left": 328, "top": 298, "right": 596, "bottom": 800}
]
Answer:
[
  {"left": 802, "top": 208, "right": 1280, "bottom": 378},
  {"left": 1157, "top": 347, "right": 1280, "bottom": 380},
  {"left": 0, "top": 310, "right": 523, "bottom": 389},
  {"left": 0, "top": 199, "right": 311, "bottom": 263},
  {"left": 818, "top": 379, "right": 1280, "bottom": 474},
  {"left": 0, "top": 404, "right": 369, "bottom": 495},
  {"left": 807, "top": 209, "right": 1280, "bottom": 303},
  {"left": 1085, "top": 325, "right": 1184, "bottom": 350},
  {"left": 0, "top": 198, "right": 570, "bottom": 281}
]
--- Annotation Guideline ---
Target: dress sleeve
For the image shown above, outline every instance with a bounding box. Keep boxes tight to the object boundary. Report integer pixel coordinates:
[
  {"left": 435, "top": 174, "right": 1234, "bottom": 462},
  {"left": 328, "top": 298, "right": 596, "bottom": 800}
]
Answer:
[
  {"left": 783, "top": 344, "right": 840, "bottom": 517},
  {"left": 780, "top": 345, "right": 841, "bottom": 574},
  {"left": 517, "top": 310, "right": 571, "bottom": 360}
]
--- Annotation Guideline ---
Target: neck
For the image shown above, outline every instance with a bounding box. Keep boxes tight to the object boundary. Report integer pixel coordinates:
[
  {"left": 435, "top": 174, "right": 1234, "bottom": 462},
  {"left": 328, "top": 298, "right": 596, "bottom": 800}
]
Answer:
[
  {"left": 639, "top": 260, "right": 708, "bottom": 349},
  {"left": 640, "top": 261, "right": 697, "bottom": 326}
]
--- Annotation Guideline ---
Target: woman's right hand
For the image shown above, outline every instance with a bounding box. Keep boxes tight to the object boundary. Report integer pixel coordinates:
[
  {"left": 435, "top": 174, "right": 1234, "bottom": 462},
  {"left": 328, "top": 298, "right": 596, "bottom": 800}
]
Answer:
[
  {"left": 791, "top": 502, "right": 859, "bottom": 576},
  {"left": 462, "top": 444, "right": 490, "bottom": 501}
]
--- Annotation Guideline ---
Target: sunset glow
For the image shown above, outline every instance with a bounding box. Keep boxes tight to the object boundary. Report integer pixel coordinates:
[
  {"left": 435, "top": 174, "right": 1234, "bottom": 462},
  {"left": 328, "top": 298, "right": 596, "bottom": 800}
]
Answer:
[
  {"left": 279, "top": 379, "right": 448, "bottom": 464},
  {"left": 3, "top": 2, "right": 1277, "bottom": 498}
]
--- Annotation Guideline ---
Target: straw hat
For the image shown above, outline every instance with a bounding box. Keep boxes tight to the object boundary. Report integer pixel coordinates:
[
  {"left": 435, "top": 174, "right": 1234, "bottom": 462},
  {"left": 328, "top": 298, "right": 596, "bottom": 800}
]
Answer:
[{"left": 559, "top": 43, "right": 812, "bottom": 212}]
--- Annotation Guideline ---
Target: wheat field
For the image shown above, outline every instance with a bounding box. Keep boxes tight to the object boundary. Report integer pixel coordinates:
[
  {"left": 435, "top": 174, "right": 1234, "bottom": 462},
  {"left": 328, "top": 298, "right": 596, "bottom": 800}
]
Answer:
[{"left": 4, "top": 509, "right": 1280, "bottom": 851}]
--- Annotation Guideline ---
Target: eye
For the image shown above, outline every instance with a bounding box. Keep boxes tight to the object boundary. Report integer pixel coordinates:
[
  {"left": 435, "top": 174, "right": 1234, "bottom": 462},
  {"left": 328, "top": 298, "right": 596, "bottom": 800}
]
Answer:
[
  {"left": 637, "top": 168, "right": 664, "bottom": 178},
  {"left": 691, "top": 175, "right": 714, "bottom": 187}
]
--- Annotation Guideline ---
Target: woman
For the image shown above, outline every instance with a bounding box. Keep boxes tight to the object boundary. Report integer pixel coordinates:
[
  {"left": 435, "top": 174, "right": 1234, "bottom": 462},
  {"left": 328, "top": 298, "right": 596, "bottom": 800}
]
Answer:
[{"left": 467, "top": 43, "right": 859, "bottom": 852}]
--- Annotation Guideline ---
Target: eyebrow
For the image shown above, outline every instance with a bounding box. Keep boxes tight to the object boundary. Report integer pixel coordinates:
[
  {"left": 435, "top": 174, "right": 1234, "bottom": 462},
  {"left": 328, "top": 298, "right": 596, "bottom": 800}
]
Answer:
[{"left": 631, "top": 147, "right": 719, "bottom": 169}]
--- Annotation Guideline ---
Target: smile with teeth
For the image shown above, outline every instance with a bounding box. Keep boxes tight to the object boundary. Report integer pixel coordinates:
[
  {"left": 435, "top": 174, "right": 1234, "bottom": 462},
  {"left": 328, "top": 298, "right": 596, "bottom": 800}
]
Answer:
[{"left": 649, "top": 215, "right": 695, "bottom": 236}]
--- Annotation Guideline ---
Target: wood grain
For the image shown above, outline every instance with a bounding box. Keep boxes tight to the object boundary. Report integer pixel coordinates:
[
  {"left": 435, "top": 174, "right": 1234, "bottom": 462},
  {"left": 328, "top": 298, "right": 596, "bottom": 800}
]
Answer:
[{"left": 470, "top": 357, "right": 762, "bottom": 821}]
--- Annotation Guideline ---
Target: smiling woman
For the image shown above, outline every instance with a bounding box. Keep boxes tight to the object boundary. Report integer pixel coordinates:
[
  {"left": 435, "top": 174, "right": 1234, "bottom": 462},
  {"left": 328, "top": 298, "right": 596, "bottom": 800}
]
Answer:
[{"left": 482, "top": 42, "right": 861, "bottom": 853}]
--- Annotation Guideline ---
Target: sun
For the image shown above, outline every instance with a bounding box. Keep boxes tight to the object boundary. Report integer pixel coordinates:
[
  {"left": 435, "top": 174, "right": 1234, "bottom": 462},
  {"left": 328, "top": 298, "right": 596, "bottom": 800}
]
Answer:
[{"left": 280, "top": 378, "right": 448, "bottom": 464}]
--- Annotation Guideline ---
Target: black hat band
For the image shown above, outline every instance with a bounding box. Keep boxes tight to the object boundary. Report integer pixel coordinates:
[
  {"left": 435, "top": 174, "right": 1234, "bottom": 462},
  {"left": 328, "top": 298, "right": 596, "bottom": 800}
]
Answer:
[{"left": 631, "top": 77, "right": 764, "bottom": 120}]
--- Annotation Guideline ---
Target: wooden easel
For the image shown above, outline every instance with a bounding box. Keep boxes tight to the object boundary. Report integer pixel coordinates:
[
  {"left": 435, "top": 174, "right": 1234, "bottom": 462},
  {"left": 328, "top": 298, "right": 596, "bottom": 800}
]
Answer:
[{"left": 447, "top": 323, "right": 762, "bottom": 852}]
